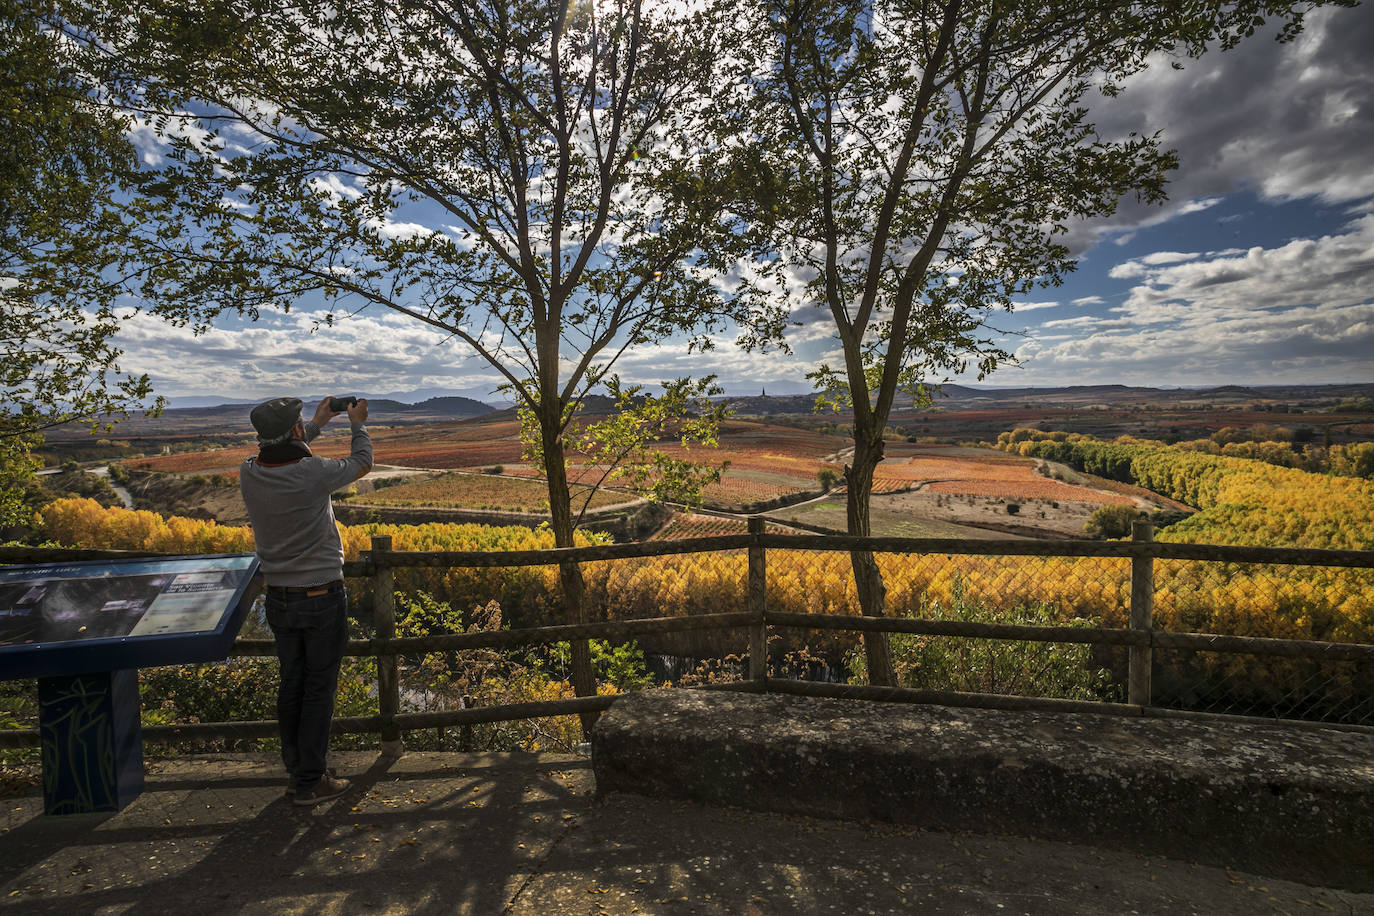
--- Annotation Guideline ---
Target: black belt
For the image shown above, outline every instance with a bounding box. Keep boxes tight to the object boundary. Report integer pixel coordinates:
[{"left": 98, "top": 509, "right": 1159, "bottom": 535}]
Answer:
[{"left": 266, "top": 579, "right": 343, "bottom": 596}]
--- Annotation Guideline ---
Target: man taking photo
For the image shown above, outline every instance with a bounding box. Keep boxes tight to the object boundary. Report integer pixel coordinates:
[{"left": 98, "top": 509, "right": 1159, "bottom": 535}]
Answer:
[{"left": 241, "top": 395, "right": 372, "bottom": 806}]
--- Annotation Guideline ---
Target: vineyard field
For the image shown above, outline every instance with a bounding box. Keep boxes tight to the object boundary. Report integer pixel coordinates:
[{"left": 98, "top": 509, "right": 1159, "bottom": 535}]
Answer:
[
  {"left": 39, "top": 496, "right": 1373, "bottom": 660},
  {"left": 871, "top": 449, "right": 1138, "bottom": 505},
  {"left": 649, "top": 513, "right": 801, "bottom": 539},
  {"left": 999, "top": 432, "right": 1374, "bottom": 550},
  {"left": 346, "top": 472, "right": 633, "bottom": 512},
  {"left": 770, "top": 496, "right": 1019, "bottom": 539},
  {"left": 122, "top": 419, "right": 528, "bottom": 476}
]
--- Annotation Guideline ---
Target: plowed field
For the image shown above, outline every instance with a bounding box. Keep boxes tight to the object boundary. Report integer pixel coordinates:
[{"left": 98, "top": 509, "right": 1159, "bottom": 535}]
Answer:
[{"left": 869, "top": 449, "right": 1136, "bottom": 505}]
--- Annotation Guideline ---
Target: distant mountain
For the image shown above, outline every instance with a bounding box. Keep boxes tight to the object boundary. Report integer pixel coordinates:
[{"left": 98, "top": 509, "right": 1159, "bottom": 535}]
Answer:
[
  {"left": 44, "top": 393, "right": 499, "bottom": 439},
  {"left": 723, "top": 393, "right": 821, "bottom": 415},
  {"left": 164, "top": 395, "right": 496, "bottom": 422},
  {"left": 40, "top": 381, "right": 1374, "bottom": 442},
  {"left": 162, "top": 386, "right": 514, "bottom": 410},
  {"left": 705, "top": 382, "right": 1374, "bottom": 418}
]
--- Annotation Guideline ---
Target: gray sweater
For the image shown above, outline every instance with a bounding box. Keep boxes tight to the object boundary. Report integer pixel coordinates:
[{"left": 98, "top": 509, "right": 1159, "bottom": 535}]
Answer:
[{"left": 240, "top": 420, "right": 373, "bottom": 587}]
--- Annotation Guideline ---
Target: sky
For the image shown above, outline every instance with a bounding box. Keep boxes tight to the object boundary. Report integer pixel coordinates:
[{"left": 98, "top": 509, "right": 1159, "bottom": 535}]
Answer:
[{"left": 108, "top": 4, "right": 1374, "bottom": 406}]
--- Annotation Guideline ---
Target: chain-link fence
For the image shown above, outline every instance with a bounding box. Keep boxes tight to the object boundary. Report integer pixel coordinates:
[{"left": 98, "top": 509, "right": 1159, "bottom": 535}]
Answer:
[
  {"left": 759, "top": 546, "right": 1131, "bottom": 704},
  {"left": 1150, "top": 559, "right": 1374, "bottom": 725},
  {"left": 753, "top": 545, "right": 1372, "bottom": 725},
  {"left": 262, "top": 540, "right": 1374, "bottom": 731},
  {"left": 3, "top": 532, "right": 1372, "bottom": 764}
]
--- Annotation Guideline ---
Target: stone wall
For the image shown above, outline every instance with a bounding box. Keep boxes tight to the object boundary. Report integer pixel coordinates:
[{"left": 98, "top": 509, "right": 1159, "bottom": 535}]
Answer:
[{"left": 592, "top": 690, "right": 1374, "bottom": 891}]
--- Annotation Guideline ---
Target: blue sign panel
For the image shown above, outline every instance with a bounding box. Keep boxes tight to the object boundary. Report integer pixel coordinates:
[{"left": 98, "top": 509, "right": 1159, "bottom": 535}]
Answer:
[{"left": 0, "top": 554, "right": 260, "bottom": 680}]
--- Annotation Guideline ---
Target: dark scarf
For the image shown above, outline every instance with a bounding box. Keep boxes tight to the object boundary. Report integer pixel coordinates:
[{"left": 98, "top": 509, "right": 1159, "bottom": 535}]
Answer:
[{"left": 256, "top": 438, "right": 313, "bottom": 465}]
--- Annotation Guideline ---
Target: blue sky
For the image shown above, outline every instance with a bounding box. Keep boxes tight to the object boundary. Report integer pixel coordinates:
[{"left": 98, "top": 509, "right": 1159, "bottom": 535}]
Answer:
[{"left": 109, "top": 5, "right": 1374, "bottom": 405}]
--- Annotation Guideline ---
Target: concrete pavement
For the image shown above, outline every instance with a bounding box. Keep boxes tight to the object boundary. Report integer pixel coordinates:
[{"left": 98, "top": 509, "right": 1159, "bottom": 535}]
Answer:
[{"left": 1, "top": 751, "right": 1369, "bottom": 915}]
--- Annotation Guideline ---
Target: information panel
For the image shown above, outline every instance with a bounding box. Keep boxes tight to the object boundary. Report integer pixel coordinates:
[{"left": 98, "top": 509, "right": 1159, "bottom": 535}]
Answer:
[{"left": 0, "top": 554, "right": 259, "bottom": 679}]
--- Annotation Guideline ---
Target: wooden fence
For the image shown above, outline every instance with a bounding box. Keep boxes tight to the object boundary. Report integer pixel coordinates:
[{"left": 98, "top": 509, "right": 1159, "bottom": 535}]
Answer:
[{"left": 3, "top": 519, "right": 1374, "bottom": 751}]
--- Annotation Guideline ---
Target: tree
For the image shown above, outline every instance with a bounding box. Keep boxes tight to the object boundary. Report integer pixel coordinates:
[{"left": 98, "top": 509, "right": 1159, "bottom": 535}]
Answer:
[
  {"left": 1084, "top": 504, "right": 1142, "bottom": 539},
  {"left": 734, "top": 0, "right": 1347, "bottom": 684},
  {"left": 61, "top": 0, "right": 779, "bottom": 722},
  {"left": 0, "top": 1, "right": 162, "bottom": 526}
]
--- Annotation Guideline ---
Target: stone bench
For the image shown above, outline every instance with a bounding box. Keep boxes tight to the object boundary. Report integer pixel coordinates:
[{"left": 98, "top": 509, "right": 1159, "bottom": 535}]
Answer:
[{"left": 591, "top": 690, "right": 1374, "bottom": 890}]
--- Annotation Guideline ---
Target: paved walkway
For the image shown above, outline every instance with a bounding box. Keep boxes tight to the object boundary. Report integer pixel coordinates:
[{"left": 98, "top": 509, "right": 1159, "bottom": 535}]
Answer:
[{"left": 1, "top": 752, "right": 1369, "bottom": 915}]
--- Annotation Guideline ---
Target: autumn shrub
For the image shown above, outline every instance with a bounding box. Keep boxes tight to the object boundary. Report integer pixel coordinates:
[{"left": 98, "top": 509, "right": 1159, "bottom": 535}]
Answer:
[
  {"left": 27, "top": 497, "right": 1374, "bottom": 720},
  {"left": 845, "top": 581, "right": 1117, "bottom": 701},
  {"left": 999, "top": 433, "right": 1374, "bottom": 550},
  {"left": 390, "top": 593, "right": 631, "bottom": 752},
  {"left": 1084, "top": 504, "right": 1141, "bottom": 539},
  {"left": 137, "top": 656, "right": 375, "bottom": 754}
]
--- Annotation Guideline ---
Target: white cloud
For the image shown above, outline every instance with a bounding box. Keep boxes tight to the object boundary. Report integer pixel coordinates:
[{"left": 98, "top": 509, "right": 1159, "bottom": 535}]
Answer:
[
  {"left": 1174, "top": 198, "right": 1223, "bottom": 217},
  {"left": 1110, "top": 249, "right": 1203, "bottom": 279},
  {"left": 310, "top": 175, "right": 366, "bottom": 202},
  {"left": 1012, "top": 301, "right": 1059, "bottom": 312},
  {"left": 1039, "top": 315, "right": 1128, "bottom": 330},
  {"left": 1010, "top": 214, "right": 1374, "bottom": 384},
  {"left": 1139, "top": 251, "right": 1201, "bottom": 266},
  {"left": 370, "top": 218, "right": 435, "bottom": 240},
  {"left": 1071, "top": 296, "right": 1105, "bottom": 306},
  {"left": 1117, "top": 215, "right": 1374, "bottom": 322},
  {"left": 1109, "top": 261, "right": 1149, "bottom": 279},
  {"left": 1065, "top": 5, "right": 1374, "bottom": 249},
  {"left": 110, "top": 309, "right": 493, "bottom": 398}
]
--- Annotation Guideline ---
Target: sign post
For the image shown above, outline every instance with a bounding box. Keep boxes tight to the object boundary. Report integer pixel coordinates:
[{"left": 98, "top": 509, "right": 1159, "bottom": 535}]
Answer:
[{"left": 0, "top": 554, "right": 260, "bottom": 815}]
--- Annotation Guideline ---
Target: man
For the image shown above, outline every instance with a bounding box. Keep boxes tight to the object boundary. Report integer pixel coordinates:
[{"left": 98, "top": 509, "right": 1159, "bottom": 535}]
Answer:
[{"left": 241, "top": 395, "right": 372, "bottom": 806}]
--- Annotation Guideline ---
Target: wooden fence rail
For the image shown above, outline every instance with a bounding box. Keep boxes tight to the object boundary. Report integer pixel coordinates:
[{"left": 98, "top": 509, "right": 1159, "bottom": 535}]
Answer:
[{"left": 2, "top": 521, "right": 1373, "bottom": 752}]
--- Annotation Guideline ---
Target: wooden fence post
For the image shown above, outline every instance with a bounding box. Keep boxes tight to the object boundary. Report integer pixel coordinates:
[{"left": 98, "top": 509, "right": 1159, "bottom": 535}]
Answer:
[
  {"left": 371, "top": 535, "right": 404, "bottom": 757},
  {"left": 748, "top": 516, "right": 768, "bottom": 684},
  {"left": 1129, "top": 520, "right": 1155, "bottom": 707}
]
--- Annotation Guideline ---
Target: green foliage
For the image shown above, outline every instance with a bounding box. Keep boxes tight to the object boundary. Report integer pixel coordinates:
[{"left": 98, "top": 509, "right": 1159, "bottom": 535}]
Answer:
[
  {"left": 520, "top": 376, "right": 731, "bottom": 523},
  {"left": 106, "top": 462, "right": 130, "bottom": 485},
  {"left": 139, "top": 659, "right": 281, "bottom": 726},
  {"left": 720, "top": 0, "right": 1341, "bottom": 655},
  {"left": 846, "top": 582, "right": 1115, "bottom": 701},
  {"left": 817, "top": 467, "right": 838, "bottom": 490},
  {"left": 390, "top": 592, "right": 643, "bottom": 751},
  {"left": 137, "top": 655, "right": 376, "bottom": 753},
  {"left": 1, "top": 2, "right": 164, "bottom": 524},
  {"left": 61, "top": 0, "right": 783, "bottom": 551},
  {"left": 540, "top": 639, "right": 654, "bottom": 692},
  {"left": 1084, "top": 504, "right": 1142, "bottom": 539},
  {"left": 0, "top": 437, "right": 41, "bottom": 530},
  {"left": 0, "top": 680, "right": 39, "bottom": 774},
  {"left": 396, "top": 590, "right": 469, "bottom": 640}
]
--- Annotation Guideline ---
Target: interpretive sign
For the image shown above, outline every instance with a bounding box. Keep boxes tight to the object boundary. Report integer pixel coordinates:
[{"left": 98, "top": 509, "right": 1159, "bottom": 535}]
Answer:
[
  {"left": 0, "top": 554, "right": 260, "bottom": 680},
  {"left": 0, "top": 554, "right": 260, "bottom": 815}
]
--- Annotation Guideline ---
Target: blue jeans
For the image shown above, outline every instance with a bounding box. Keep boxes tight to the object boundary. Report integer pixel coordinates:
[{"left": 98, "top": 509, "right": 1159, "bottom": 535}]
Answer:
[{"left": 266, "top": 583, "right": 348, "bottom": 794}]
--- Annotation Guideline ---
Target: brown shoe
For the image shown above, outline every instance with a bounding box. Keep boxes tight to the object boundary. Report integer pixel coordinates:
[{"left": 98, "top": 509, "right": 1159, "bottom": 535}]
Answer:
[{"left": 293, "top": 773, "right": 351, "bottom": 806}]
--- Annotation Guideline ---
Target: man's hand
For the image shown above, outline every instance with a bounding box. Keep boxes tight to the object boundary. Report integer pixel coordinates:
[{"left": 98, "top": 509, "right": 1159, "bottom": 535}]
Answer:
[
  {"left": 313, "top": 398, "right": 343, "bottom": 428},
  {"left": 347, "top": 398, "right": 369, "bottom": 424}
]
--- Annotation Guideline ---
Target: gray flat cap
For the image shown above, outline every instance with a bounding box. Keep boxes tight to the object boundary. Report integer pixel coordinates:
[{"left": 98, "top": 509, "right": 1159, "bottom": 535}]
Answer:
[{"left": 250, "top": 397, "right": 303, "bottom": 445}]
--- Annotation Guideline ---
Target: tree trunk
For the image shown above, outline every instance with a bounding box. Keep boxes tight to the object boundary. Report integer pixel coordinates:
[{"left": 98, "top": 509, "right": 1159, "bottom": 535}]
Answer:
[
  {"left": 846, "top": 430, "right": 896, "bottom": 687},
  {"left": 542, "top": 418, "right": 599, "bottom": 735}
]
